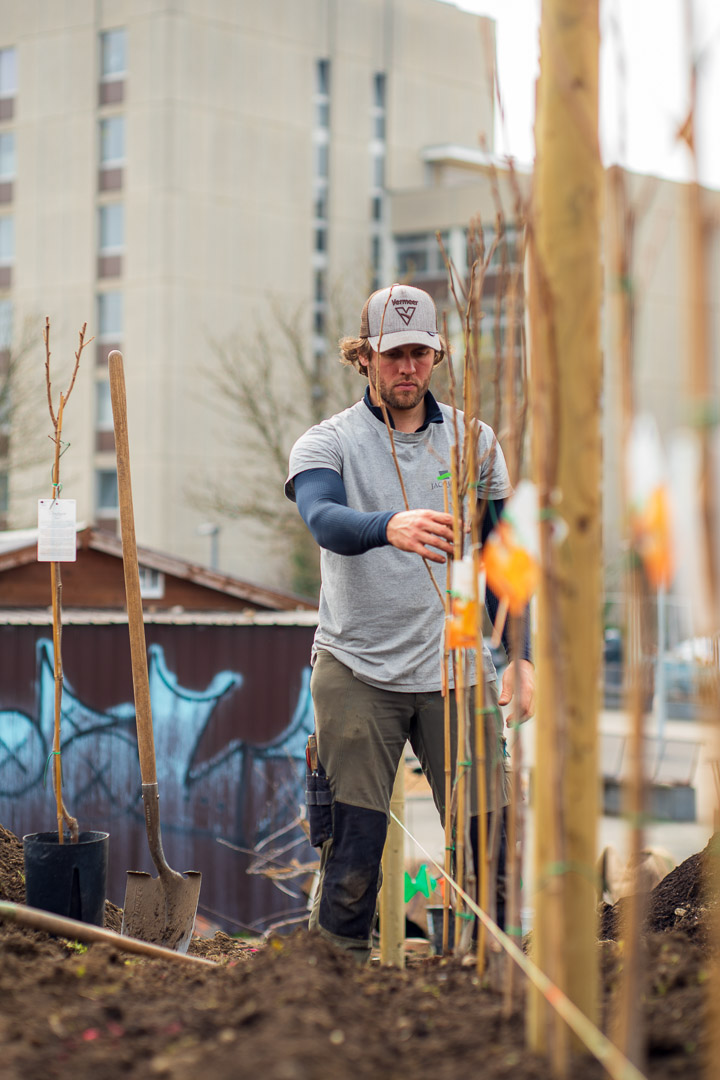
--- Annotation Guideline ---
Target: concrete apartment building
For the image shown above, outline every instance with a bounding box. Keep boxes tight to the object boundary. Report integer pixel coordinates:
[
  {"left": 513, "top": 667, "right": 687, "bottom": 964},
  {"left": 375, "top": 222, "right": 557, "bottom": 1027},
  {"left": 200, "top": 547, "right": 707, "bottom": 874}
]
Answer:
[
  {"left": 0, "top": 0, "right": 496, "bottom": 591},
  {"left": 1, "top": 0, "right": 717, "bottom": 602}
]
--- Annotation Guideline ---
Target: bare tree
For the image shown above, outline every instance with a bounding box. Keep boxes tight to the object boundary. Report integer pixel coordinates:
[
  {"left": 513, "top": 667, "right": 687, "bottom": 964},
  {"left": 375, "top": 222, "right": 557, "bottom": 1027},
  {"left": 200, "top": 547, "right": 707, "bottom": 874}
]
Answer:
[
  {"left": 0, "top": 315, "right": 51, "bottom": 526},
  {"left": 191, "top": 295, "right": 359, "bottom": 597}
]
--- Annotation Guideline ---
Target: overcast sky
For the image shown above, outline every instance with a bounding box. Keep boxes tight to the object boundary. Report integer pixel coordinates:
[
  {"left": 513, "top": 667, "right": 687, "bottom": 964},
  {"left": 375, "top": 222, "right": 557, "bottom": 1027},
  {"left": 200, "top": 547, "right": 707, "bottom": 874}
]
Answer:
[{"left": 436, "top": 0, "right": 720, "bottom": 189}]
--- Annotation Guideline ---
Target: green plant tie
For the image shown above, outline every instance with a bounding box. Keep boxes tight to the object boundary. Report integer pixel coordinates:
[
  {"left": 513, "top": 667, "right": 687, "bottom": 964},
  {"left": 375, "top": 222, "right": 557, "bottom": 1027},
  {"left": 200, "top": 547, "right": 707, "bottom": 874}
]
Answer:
[
  {"left": 43, "top": 750, "right": 61, "bottom": 788},
  {"left": 539, "top": 860, "right": 600, "bottom": 890},
  {"left": 505, "top": 926, "right": 523, "bottom": 937},
  {"left": 457, "top": 911, "right": 474, "bottom": 921}
]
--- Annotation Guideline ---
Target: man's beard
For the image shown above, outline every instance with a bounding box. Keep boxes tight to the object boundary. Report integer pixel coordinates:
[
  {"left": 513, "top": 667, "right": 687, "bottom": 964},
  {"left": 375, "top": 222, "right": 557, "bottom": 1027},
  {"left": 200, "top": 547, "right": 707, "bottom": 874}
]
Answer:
[{"left": 369, "top": 369, "right": 430, "bottom": 411}]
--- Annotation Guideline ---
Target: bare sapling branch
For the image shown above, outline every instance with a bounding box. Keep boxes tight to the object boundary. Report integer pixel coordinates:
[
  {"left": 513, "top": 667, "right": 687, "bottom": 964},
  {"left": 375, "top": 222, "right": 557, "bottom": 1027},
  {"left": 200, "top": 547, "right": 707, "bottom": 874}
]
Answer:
[{"left": 43, "top": 317, "right": 90, "bottom": 845}]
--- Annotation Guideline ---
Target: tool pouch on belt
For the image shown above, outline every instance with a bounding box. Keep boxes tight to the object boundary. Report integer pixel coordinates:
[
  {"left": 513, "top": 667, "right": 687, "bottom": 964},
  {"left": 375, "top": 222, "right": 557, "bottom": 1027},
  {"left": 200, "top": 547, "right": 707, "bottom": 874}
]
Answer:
[{"left": 305, "top": 734, "right": 332, "bottom": 848}]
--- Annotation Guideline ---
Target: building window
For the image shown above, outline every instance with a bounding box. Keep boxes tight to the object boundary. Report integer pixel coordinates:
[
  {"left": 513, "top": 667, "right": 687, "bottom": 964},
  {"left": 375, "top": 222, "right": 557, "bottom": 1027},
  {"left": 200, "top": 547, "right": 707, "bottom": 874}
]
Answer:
[
  {"left": 314, "top": 227, "right": 326, "bottom": 253},
  {"left": 100, "top": 30, "right": 126, "bottom": 80},
  {"left": 0, "top": 47, "right": 17, "bottom": 121},
  {"left": 96, "top": 467, "right": 118, "bottom": 510},
  {"left": 99, "top": 29, "right": 126, "bottom": 105},
  {"left": 99, "top": 204, "right": 124, "bottom": 253},
  {"left": 395, "top": 232, "right": 449, "bottom": 279},
  {"left": 94, "top": 379, "right": 115, "bottom": 450},
  {"left": 139, "top": 566, "right": 165, "bottom": 599},
  {"left": 100, "top": 116, "right": 125, "bottom": 165},
  {"left": 98, "top": 290, "right": 123, "bottom": 338},
  {"left": 95, "top": 380, "right": 113, "bottom": 431},
  {"left": 316, "top": 59, "right": 329, "bottom": 97},
  {"left": 314, "top": 190, "right": 327, "bottom": 221},
  {"left": 0, "top": 216, "right": 15, "bottom": 263},
  {"left": 373, "top": 73, "right": 386, "bottom": 138},
  {"left": 0, "top": 471, "right": 8, "bottom": 514},
  {"left": 316, "top": 143, "right": 329, "bottom": 179},
  {"left": 98, "top": 204, "right": 124, "bottom": 278},
  {"left": 99, "top": 116, "right": 125, "bottom": 192},
  {"left": 0, "top": 298, "right": 11, "bottom": 349},
  {"left": 0, "top": 215, "right": 14, "bottom": 287},
  {"left": 0, "top": 132, "right": 14, "bottom": 203},
  {"left": 96, "top": 291, "right": 123, "bottom": 365},
  {"left": 0, "top": 132, "right": 15, "bottom": 179}
]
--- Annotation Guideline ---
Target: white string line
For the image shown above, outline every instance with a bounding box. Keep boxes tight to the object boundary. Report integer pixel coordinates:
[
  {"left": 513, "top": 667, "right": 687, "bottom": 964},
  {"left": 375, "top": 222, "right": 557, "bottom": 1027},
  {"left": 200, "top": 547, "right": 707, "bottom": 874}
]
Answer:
[{"left": 390, "top": 811, "right": 648, "bottom": 1080}]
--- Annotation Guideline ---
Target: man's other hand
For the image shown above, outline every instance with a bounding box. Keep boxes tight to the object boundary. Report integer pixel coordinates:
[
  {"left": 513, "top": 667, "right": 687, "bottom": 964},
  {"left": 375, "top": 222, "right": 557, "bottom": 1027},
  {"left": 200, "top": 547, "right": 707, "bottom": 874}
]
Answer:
[
  {"left": 498, "top": 659, "right": 535, "bottom": 723},
  {"left": 386, "top": 510, "right": 454, "bottom": 564}
]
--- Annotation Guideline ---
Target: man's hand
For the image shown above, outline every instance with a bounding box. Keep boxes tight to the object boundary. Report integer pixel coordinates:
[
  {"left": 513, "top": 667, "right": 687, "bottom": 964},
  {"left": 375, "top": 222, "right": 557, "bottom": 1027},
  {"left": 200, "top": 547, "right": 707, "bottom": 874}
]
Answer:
[
  {"left": 386, "top": 510, "right": 454, "bottom": 564},
  {"left": 498, "top": 659, "right": 535, "bottom": 723}
]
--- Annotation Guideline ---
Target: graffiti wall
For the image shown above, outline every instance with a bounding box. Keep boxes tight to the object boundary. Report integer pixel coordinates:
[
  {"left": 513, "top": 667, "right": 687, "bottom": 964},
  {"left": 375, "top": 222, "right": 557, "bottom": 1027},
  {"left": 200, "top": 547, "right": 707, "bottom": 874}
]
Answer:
[{"left": 0, "top": 621, "right": 317, "bottom": 933}]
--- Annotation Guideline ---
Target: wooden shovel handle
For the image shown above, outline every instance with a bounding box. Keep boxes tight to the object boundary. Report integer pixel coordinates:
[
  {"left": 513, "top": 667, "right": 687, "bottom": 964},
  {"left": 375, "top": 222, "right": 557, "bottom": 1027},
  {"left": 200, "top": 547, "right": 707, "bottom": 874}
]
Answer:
[{"left": 109, "top": 351, "right": 157, "bottom": 786}]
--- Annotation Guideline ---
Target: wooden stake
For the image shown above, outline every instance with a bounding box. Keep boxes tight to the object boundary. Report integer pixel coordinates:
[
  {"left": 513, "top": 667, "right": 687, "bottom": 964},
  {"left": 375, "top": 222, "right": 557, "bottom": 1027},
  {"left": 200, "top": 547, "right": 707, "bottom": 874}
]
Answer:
[
  {"left": 379, "top": 762, "right": 405, "bottom": 967},
  {"left": 528, "top": 0, "right": 602, "bottom": 1065}
]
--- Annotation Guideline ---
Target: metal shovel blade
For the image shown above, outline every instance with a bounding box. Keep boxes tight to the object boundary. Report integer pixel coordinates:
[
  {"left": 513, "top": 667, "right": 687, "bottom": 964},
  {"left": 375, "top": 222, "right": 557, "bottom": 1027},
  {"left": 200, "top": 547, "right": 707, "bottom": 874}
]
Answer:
[{"left": 121, "top": 867, "right": 202, "bottom": 954}]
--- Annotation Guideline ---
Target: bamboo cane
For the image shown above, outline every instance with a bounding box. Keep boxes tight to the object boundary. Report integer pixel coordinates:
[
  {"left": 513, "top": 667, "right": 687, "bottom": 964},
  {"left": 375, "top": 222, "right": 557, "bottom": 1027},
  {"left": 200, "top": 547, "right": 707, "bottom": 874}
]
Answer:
[
  {"left": 468, "top": 433, "right": 490, "bottom": 977},
  {"left": 442, "top": 481, "right": 454, "bottom": 954},
  {"left": 503, "top": 615, "right": 525, "bottom": 1016},
  {"left": 449, "top": 454, "right": 469, "bottom": 951},
  {"left": 50, "top": 391, "right": 65, "bottom": 844}
]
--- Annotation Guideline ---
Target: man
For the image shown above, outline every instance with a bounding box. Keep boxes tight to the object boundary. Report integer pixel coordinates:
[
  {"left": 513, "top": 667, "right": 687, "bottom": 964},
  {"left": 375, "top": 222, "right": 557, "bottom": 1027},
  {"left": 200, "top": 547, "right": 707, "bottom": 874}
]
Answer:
[{"left": 285, "top": 283, "right": 534, "bottom": 960}]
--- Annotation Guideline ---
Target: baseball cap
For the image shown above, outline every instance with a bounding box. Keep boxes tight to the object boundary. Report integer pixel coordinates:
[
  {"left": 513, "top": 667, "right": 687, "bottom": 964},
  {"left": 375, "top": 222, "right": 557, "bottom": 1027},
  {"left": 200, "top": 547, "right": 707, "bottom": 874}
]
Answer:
[{"left": 360, "top": 283, "right": 442, "bottom": 352}]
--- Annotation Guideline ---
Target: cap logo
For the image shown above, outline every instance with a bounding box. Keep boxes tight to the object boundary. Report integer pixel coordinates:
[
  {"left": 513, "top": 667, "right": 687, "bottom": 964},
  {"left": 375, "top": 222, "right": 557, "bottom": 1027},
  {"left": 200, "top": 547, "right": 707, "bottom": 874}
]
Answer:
[{"left": 392, "top": 298, "right": 417, "bottom": 326}]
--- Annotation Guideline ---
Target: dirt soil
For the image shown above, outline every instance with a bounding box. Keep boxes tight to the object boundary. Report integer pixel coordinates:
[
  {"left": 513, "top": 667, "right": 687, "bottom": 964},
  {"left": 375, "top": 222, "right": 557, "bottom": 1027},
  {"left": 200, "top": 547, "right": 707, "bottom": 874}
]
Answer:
[{"left": 1, "top": 823, "right": 717, "bottom": 1080}]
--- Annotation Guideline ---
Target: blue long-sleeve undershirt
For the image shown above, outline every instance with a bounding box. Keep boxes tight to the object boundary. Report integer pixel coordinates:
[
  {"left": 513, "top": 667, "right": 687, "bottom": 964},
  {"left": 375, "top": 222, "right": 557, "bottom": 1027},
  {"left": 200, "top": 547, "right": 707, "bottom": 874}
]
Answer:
[
  {"left": 293, "top": 467, "right": 532, "bottom": 663},
  {"left": 294, "top": 468, "right": 396, "bottom": 556}
]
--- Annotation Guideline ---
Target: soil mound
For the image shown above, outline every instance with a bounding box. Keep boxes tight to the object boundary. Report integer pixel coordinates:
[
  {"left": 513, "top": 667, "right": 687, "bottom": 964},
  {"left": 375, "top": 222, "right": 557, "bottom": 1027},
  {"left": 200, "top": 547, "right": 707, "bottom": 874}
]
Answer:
[
  {"left": 1, "top": 822, "right": 715, "bottom": 1080},
  {"left": 600, "top": 834, "right": 719, "bottom": 947}
]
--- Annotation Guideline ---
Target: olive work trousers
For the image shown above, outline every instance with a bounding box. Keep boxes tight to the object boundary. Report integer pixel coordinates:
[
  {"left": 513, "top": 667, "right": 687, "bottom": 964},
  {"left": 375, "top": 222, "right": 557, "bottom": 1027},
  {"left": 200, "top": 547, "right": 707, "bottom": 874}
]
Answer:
[{"left": 307, "top": 650, "right": 509, "bottom": 960}]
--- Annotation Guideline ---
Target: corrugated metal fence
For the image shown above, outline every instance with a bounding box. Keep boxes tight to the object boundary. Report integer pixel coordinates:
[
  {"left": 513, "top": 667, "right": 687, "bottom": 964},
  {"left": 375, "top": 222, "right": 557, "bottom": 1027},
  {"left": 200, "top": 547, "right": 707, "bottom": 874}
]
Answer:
[{"left": 0, "top": 617, "right": 317, "bottom": 934}]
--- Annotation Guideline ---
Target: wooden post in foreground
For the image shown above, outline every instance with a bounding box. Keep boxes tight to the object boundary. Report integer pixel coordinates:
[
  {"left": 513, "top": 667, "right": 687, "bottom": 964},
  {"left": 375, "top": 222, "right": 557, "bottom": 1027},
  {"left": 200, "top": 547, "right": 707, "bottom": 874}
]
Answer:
[
  {"left": 528, "top": 0, "right": 602, "bottom": 1064},
  {"left": 379, "top": 761, "right": 405, "bottom": 967}
]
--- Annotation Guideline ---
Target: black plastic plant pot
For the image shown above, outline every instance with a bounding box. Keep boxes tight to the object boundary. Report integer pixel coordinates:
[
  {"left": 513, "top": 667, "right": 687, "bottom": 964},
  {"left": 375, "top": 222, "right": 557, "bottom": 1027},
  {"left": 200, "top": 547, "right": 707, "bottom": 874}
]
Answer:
[{"left": 22, "top": 830, "right": 109, "bottom": 927}]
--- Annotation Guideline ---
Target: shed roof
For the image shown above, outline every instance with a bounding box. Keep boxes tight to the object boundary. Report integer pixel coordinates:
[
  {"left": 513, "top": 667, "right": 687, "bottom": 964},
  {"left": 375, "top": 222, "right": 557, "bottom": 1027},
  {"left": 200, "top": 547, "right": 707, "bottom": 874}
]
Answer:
[{"left": 0, "top": 526, "right": 317, "bottom": 613}]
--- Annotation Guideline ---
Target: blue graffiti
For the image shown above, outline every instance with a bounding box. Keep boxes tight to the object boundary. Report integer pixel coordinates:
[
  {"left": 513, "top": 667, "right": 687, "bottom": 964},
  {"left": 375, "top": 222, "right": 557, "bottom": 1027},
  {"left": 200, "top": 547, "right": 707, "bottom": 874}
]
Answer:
[{"left": 0, "top": 639, "right": 315, "bottom": 854}]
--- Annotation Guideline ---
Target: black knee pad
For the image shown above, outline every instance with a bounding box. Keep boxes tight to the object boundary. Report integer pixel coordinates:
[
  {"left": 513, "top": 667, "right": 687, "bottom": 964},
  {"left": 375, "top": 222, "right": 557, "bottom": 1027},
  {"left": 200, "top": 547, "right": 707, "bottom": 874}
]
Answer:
[{"left": 319, "top": 801, "right": 388, "bottom": 940}]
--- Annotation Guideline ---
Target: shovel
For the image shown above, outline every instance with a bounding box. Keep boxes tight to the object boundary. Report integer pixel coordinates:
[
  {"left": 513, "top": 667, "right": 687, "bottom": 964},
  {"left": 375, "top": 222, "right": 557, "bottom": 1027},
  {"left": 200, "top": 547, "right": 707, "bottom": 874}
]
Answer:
[{"left": 109, "top": 350, "right": 201, "bottom": 953}]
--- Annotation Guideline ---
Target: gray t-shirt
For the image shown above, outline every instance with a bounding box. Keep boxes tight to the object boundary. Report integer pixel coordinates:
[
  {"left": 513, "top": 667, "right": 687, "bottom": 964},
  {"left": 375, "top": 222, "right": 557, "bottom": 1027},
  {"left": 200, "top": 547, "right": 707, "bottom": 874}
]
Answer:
[{"left": 286, "top": 399, "right": 512, "bottom": 692}]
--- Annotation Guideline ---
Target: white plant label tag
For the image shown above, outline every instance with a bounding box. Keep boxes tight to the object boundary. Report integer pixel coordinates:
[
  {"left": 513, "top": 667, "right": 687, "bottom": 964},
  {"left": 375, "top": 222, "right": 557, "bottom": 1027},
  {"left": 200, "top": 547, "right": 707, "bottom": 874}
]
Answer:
[{"left": 37, "top": 499, "right": 77, "bottom": 562}]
